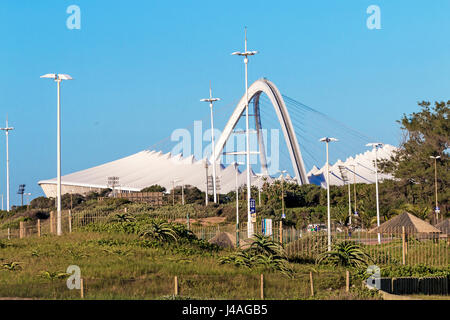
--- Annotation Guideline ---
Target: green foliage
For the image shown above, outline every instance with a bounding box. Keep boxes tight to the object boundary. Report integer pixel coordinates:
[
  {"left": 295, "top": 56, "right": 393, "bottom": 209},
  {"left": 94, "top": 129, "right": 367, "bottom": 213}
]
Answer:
[
  {"left": 219, "top": 235, "right": 294, "bottom": 277},
  {"left": 380, "top": 264, "right": 450, "bottom": 278},
  {"left": 140, "top": 185, "right": 166, "bottom": 193},
  {"left": 316, "top": 241, "right": 372, "bottom": 268},
  {"left": 139, "top": 220, "right": 179, "bottom": 242},
  {"left": 2, "top": 261, "right": 22, "bottom": 271},
  {"left": 39, "top": 270, "right": 70, "bottom": 280},
  {"left": 379, "top": 101, "right": 449, "bottom": 214}
]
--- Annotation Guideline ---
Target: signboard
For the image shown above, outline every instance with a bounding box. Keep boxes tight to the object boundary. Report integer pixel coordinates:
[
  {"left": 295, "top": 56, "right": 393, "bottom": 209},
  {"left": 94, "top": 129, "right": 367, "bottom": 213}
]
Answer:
[
  {"left": 250, "top": 198, "right": 256, "bottom": 214},
  {"left": 262, "top": 219, "right": 273, "bottom": 236}
]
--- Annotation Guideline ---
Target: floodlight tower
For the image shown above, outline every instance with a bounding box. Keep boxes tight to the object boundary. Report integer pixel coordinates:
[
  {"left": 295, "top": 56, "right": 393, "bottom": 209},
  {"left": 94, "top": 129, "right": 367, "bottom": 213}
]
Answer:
[
  {"left": 320, "top": 137, "right": 338, "bottom": 251},
  {"left": 201, "top": 83, "right": 220, "bottom": 203},
  {"left": 232, "top": 27, "right": 258, "bottom": 238},
  {"left": 0, "top": 117, "right": 14, "bottom": 212},
  {"left": 366, "top": 142, "right": 383, "bottom": 244},
  {"left": 17, "top": 184, "right": 25, "bottom": 206},
  {"left": 40, "top": 73, "right": 73, "bottom": 236}
]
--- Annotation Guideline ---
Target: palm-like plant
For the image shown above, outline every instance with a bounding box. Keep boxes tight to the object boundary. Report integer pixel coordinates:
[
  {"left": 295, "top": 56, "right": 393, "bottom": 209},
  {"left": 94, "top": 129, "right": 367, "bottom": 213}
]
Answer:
[
  {"left": 316, "top": 241, "right": 372, "bottom": 268},
  {"left": 2, "top": 261, "right": 22, "bottom": 271},
  {"left": 139, "top": 220, "right": 178, "bottom": 242},
  {"left": 40, "top": 270, "right": 70, "bottom": 280},
  {"left": 250, "top": 234, "right": 285, "bottom": 257},
  {"left": 112, "top": 213, "right": 136, "bottom": 223}
]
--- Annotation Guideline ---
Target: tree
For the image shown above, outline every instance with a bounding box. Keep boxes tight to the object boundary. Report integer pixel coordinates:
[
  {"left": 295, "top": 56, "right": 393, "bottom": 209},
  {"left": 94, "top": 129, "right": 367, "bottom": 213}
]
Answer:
[
  {"left": 140, "top": 185, "right": 166, "bottom": 193},
  {"left": 379, "top": 101, "right": 449, "bottom": 216}
]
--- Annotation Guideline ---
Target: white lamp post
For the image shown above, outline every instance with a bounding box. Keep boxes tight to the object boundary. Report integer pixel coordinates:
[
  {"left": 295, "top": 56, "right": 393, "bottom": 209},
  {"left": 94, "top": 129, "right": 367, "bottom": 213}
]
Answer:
[
  {"left": 201, "top": 83, "right": 220, "bottom": 203},
  {"left": 40, "top": 73, "right": 73, "bottom": 236},
  {"left": 429, "top": 155, "right": 441, "bottom": 222},
  {"left": 232, "top": 27, "right": 258, "bottom": 238},
  {"left": 0, "top": 117, "right": 14, "bottom": 212},
  {"left": 320, "top": 137, "right": 338, "bottom": 251},
  {"left": 366, "top": 142, "right": 383, "bottom": 244},
  {"left": 234, "top": 161, "right": 244, "bottom": 247}
]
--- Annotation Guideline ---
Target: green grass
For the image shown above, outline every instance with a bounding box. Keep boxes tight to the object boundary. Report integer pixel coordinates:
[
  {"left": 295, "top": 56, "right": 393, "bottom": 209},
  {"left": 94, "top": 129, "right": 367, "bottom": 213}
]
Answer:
[{"left": 0, "top": 231, "right": 380, "bottom": 300}]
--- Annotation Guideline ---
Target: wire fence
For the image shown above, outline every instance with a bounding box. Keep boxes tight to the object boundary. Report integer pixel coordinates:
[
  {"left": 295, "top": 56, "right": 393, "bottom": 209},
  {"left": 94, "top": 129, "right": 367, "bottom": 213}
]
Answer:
[
  {"left": 1, "top": 211, "right": 448, "bottom": 267},
  {"left": 0, "top": 271, "right": 354, "bottom": 300}
]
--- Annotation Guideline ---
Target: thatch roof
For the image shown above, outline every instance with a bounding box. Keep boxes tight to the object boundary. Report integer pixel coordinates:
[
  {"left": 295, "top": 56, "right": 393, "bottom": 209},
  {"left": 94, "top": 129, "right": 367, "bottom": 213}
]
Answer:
[
  {"left": 435, "top": 218, "right": 450, "bottom": 235},
  {"left": 369, "top": 212, "right": 441, "bottom": 234},
  {"left": 208, "top": 232, "right": 236, "bottom": 248}
]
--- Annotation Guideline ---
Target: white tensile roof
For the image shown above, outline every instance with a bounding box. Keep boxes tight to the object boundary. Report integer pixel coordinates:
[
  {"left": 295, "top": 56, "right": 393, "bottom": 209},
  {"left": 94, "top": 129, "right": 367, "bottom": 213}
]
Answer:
[
  {"left": 306, "top": 144, "right": 397, "bottom": 188},
  {"left": 38, "top": 144, "right": 397, "bottom": 194}
]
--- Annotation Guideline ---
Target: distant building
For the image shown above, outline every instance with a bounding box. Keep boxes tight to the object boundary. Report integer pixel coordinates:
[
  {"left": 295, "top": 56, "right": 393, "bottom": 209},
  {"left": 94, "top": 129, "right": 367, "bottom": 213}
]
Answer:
[{"left": 38, "top": 144, "right": 397, "bottom": 197}]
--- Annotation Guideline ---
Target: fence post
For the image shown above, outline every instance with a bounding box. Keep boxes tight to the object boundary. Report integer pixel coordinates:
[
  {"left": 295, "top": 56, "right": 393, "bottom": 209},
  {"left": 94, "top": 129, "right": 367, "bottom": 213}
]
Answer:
[
  {"left": 346, "top": 270, "right": 350, "bottom": 292},
  {"left": 80, "top": 278, "right": 84, "bottom": 298},
  {"left": 19, "top": 221, "right": 24, "bottom": 239},
  {"left": 68, "top": 210, "right": 72, "bottom": 233},
  {"left": 279, "top": 220, "right": 283, "bottom": 244},
  {"left": 37, "top": 219, "right": 41, "bottom": 237},
  {"left": 260, "top": 274, "right": 264, "bottom": 300},
  {"left": 402, "top": 226, "right": 406, "bottom": 265},
  {"left": 310, "top": 272, "right": 314, "bottom": 297},
  {"left": 7, "top": 228, "right": 10, "bottom": 240},
  {"left": 174, "top": 276, "right": 178, "bottom": 296},
  {"left": 50, "top": 211, "right": 55, "bottom": 234}
]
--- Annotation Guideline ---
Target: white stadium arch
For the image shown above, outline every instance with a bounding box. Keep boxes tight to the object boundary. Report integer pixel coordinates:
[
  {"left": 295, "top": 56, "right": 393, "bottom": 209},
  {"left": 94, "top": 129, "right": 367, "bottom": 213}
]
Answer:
[{"left": 212, "top": 78, "right": 309, "bottom": 185}]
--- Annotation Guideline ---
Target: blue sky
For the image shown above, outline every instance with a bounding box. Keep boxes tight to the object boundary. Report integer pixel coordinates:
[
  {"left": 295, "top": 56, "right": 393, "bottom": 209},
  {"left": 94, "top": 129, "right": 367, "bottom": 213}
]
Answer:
[{"left": 0, "top": 1, "right": 449, "bottom": 203}]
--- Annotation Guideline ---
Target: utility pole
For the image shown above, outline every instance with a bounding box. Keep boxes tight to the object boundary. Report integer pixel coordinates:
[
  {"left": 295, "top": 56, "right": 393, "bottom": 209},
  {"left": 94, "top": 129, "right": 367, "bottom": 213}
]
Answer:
[
  {"left": 232, "top": 27, "right": 258, "bottom": 238},
  {"left": 350, "top": 164, "right": 357, "bottom": 219},
  {"left": 430, "top": 155, "right": 441, "bottom": 222},
  {"left": 320, "top": 137, "right": 338, "bottom": 251},
  {"left": 235, "top": 162, "right": 240, "bottom": 247},
  {"left": 41, "top": 73, "right": 73, "bottom": 236},
  {"left": 1, "top": 117, "right": 14, "bottom": 212},
  {"left": 367, "top": 143, "right": 383, "bottom": 244},
  {"left": 204, "top": 161, "right": 209, "bottom": 206},
  {"left": 201, "top": 83, "right": 220, "bottom": 203}
]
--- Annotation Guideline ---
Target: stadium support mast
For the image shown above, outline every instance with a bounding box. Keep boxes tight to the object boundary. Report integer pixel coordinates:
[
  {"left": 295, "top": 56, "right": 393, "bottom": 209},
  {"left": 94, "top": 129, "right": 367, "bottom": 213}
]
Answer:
[{"left": 0, "top": 116, "right": 14, "bottom": 212}]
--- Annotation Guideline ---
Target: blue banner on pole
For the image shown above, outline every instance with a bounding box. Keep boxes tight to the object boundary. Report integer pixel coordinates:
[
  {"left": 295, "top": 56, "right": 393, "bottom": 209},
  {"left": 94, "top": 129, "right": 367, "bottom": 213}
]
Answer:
[{"left": 250, "top": 198, "right": 256, "bottom": 214}]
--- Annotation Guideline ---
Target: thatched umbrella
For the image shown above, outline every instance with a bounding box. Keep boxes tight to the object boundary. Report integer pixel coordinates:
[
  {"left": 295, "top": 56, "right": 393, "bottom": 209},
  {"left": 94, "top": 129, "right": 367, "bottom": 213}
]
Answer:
[
  {"left": 435, "top": 218, "right": 450, "bottom": 235},
  {"left": 208, "top": 232, "right": 236, "bottom": 248},
  {"left": 369, "top": 212, "right": 441, "bottom": 234}
]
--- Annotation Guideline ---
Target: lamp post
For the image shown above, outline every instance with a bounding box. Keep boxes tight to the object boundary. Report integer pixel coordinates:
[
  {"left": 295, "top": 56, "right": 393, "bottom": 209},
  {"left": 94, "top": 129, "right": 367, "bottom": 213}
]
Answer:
[
  {"left": 280, "top": 170, "right": 287, "bottom": 220},
  {"left": 429, "top": 155, "right": 441, "bottom": 222},
  {"left": 0, "top": 117, "right": 14, "bottom": 212},
  {"left": 234, "top": 162, "right": 244, "bottom": 247},
  {"left": 204, "top": 160, "right": 209, "bottom": 206},
  {"left": 232, "top": 27, "right": 258, "bottom": 238},
  {"left": 366, "top": 142, "right": 383, "bottom": 244},
  {"left": 201, "top": 83, "right": 220, "bottom": 203},
  {"left": 320, "top": 137, "right": 338, "bottom": 251},
  {"left": 40, "top": 73, "right": 73, "bottom": 236},
  {"left": 350, "top": 164, "right": 357, "bottom": 220},
  {"left": 25, "top": 193, "right": 31, "bottom": 210}
]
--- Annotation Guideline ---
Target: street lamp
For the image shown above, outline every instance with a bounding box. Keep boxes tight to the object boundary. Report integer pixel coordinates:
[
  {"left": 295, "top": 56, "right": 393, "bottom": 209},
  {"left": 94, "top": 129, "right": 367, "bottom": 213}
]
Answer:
[
  {"left": 280, "top": 170, "right": 287, "bottom": 220},
  {"left": 234, "top": 161, "right": 245, "bottom": 247},
  {"left": 429, "top": 155, "right": 441, "bottom": 222},
  {"left": 366, "top": 142, "right": 383, "bottom": 244},
  {"left": 232, "top": 27, "right": 258, "bottom": 238},
  {"left": 320, "top": 137, "right": 338, "bottom": 251},
  {"left": 25, "top": 193, "right": 31, "bottom": 210},
  {"left": 40, "top": 73, "right": 73, "bottom": 236},
  {"left": 201, "top": 83, "right": 220, "bottom": 204},
  {"left": 0, "top": 117, "right": 14, "bottom": 212}
]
